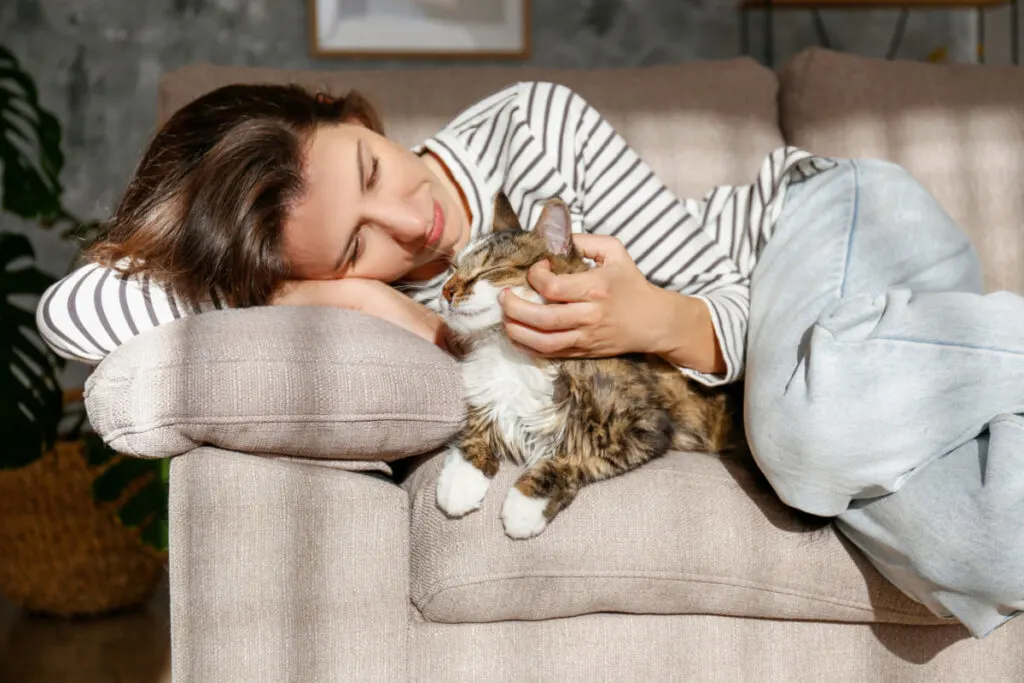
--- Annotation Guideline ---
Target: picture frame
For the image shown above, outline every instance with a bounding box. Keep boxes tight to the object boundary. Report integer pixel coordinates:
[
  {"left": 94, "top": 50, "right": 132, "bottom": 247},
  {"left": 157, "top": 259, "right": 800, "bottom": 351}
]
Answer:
[{"left": 309, "top": 0, "right": 531, "bottom": 60}]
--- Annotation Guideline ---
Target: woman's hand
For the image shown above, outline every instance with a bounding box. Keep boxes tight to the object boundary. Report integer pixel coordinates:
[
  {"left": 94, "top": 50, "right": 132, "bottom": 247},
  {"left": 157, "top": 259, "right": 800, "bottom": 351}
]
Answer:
[
  {"left": 271, "top": 278, "right": 453, "bottom": 352},
  {"left": 499, "top": 234, "right": 725, "bottom": 373},
  {"left": 499, "top": 234, "right": 667, "bottom": 357}
]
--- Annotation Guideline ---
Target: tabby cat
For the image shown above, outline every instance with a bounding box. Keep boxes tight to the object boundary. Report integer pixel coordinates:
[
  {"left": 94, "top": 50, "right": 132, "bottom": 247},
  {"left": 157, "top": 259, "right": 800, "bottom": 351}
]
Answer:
[{"left": 435, "top": 193, "right": 736, "bottom": 539}]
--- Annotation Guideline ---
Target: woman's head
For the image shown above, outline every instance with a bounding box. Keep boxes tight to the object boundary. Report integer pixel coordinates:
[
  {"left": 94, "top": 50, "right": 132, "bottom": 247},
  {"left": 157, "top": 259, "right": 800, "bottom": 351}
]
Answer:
[
  {"left": 284, "top": 108, "right": 470, "bottom": 286},
  {"left": 89, "top": 82, "right": 469, "bottom": 307}
]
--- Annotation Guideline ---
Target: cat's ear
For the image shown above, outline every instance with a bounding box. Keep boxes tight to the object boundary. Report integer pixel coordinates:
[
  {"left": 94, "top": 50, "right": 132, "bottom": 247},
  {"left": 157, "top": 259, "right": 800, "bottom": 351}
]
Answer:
[
  {"left": 534, "top": 199, "right": 574, "bottom": 257},
  {"left": 491, "top": 192, "right": 522, "bottom": 232}
]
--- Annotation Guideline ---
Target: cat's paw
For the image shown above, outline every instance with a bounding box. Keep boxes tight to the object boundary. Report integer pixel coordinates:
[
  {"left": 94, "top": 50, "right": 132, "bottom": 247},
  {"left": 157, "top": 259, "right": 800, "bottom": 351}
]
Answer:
[
  {"left": 501, "top": 488, "right": 550, "bottom": 539},
  {"left": 435, "top": 446, "right": 492, "bottom": 518}
]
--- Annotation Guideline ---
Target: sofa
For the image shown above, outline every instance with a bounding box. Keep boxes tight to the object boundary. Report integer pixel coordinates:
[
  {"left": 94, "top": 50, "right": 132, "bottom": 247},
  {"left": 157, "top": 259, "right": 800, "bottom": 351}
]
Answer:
[{"left": 81, "top": 47, "right": 1024, "bottom": 682}]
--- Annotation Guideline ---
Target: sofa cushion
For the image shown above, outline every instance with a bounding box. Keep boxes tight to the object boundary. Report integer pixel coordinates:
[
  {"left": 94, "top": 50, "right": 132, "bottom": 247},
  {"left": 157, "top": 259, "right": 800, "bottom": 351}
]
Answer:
[
  {"left": 403, "top": 448, "right": 947, "bottom": 625},
  {"left": 158, "top": 58, "right": 784, "bottom": 201},
  {"left": 780, "top": 47, "right": 1024, "bottom": 295},
  {"left": 85, "top": 306, "right": 465, "bottom": 461}
]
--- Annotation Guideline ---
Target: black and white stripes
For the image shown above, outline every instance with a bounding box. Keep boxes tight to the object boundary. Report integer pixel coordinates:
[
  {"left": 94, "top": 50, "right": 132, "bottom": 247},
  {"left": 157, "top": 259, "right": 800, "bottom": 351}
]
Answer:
[
  {"left": 406, "top": 81, "right": 835, "bottom": 384},
  {"left": 36, "top": 261, "right": 220, "bottom": 364},
  {"left": 35, "top": 80, "right": 834, "bottom": 383}
]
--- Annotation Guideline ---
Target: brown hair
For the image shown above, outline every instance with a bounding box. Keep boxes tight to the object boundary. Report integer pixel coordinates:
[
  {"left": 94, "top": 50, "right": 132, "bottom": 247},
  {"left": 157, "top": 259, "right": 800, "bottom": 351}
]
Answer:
[{"left": 85, "top": 83, "right": 384, "bottom": 308}]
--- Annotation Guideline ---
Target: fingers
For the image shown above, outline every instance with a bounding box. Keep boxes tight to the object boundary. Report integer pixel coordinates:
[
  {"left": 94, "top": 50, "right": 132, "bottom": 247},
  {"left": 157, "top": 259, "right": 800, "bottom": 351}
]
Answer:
[
  {"left": 503, "top": 319, "right": 582, "bottom": 357},
  {"left": 570, "top": 233, "right": 627, "bottom": 263},
  {"left": 527, "top": 260, "right": 606, "bottom": 303},
  {"left": 500, "top": 288, "right": 594, "bottom": 332}
]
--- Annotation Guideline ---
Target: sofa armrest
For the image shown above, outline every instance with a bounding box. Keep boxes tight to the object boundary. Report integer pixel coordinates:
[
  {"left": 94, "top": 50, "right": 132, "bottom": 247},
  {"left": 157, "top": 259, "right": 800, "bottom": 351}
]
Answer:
[
  {"left": 84, "top": 306, "right": 466, "bottom": 462},
  {"left": 168, "top": 447, "right": 409, "bottom": 683}
]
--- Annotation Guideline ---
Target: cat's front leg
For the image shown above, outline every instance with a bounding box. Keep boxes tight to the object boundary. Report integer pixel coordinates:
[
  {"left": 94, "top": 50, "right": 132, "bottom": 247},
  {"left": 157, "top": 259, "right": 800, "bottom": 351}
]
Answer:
[
  {"left": 501, "top": 457, "right": 575, "bottom": 539},
  {"left": 501, "top": 442, "right": 643, "bottom": 539},
  {"left": 436, "top": 407, "right": 503, "bottom": 518}
]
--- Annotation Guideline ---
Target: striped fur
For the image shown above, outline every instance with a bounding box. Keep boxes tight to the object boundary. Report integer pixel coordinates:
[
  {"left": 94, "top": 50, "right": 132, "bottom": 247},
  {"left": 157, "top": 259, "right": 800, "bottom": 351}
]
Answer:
[{"left": 435, "top": 195, "right": 740, "bottom": 539}]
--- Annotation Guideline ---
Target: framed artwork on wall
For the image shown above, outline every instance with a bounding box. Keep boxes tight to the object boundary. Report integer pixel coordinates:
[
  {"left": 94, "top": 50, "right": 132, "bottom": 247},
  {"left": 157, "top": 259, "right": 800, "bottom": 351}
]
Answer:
[{"left": 309, "top": 0, "right": 531, "bottom": 60}]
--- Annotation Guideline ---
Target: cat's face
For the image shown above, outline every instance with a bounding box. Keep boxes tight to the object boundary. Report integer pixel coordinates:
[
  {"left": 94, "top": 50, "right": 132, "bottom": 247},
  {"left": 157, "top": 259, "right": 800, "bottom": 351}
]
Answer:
[{"left": 438, "top": 196, "right": 587, "bottom": 338}]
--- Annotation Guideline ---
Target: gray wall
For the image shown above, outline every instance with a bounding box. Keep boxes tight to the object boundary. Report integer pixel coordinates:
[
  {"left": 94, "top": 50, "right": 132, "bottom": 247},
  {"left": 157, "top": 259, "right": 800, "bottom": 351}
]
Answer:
[{"left": 2, "top": 0, "right": 1018, "bottom": 379}]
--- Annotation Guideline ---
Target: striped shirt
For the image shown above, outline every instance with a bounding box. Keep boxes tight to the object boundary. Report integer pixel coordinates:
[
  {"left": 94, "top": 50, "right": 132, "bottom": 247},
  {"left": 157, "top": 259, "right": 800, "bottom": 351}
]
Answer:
[{"left": 36, "top": 81, "right": 835, "bottom": 386}]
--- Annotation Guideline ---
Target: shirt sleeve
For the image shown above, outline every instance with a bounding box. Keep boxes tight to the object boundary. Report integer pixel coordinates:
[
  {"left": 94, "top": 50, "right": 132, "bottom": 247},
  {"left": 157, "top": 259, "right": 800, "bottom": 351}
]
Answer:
[
  {"left": 35, "top": 262, "right": 222, "bottom": 365},
  {"left": 517, "top": 81, "right": 749, "bottom": 386}
]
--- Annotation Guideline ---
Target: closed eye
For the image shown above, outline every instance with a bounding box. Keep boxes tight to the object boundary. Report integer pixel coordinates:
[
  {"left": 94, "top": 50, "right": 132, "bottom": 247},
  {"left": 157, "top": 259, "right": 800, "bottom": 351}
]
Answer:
[
  {"left": 471, "top": 265, "right": 527, "bottom": 281},
  {"left": 351, "top": 229, "right": 364, "bottom": 265},
  {"left": 366, "top": 155, "right": 380, "bottom": 190}
]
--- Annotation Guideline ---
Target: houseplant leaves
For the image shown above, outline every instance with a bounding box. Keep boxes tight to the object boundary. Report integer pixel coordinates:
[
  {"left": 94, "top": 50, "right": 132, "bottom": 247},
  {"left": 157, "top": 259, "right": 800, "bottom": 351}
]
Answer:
[
  {"left": 91, "top": 440, "right": 170, "bottom": 553},
  {"left": 0, "top": 44, "right": 66, "bottom": 469},
  {"left": 0, "top": 43, "right": 169, "bottom": 554},
  {"left": 0, "top": 45, "right": 64, "bottom": 222},
  {"left": 0, "top": 232, "right": 62, "bottom": 469}
]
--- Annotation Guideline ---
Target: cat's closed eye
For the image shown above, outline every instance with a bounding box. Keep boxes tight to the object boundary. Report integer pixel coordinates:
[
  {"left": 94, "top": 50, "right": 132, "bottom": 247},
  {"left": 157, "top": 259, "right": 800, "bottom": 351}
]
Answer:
[{"left": 472, "top": 266, "right": 528, "bottom": 280}]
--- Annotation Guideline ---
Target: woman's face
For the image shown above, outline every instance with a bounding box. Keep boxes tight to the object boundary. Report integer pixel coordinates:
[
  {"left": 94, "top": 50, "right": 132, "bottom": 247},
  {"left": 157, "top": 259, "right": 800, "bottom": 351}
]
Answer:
[{"left": 283, "top": 122, "right": 470, "bottom": 283}]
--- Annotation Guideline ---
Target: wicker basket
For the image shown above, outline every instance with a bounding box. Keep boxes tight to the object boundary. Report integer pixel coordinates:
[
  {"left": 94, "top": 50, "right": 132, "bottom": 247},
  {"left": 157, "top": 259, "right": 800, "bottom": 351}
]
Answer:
[{"left": 0, "top": 440, "right": 167, "bottom": 616}]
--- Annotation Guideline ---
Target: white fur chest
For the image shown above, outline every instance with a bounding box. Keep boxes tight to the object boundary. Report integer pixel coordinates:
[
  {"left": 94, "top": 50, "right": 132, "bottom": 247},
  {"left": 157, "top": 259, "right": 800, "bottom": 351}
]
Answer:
[{"left": 461, "top": 337, "right": 559, "bottom": 465}]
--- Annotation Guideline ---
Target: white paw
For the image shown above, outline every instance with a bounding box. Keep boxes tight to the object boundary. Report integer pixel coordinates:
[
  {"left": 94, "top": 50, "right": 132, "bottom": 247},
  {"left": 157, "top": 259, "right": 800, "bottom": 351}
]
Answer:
[
  {"left": 501, "top": 487, "right": 550, "bottom": 539},
  {"left": 435, "top": 446, "right": 492, "bottom": 518}
]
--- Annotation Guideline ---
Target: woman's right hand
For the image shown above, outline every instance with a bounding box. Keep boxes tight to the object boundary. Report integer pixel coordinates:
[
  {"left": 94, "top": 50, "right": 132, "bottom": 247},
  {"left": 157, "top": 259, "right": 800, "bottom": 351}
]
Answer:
[{"left": 270, "top": 278, "right": 452, "bottom": 351}]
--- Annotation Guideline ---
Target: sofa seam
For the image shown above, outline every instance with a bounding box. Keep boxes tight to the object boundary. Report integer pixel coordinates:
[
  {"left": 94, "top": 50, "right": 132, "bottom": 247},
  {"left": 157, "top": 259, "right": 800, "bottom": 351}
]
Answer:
[
  {"left": 417, "top": 571, "right": 939, "bottom": 623},
  {"left": 104, "top": 414, "right": 465, "bottom": 440},
  {"left": 188, "top": 448, "right": 406, "bottom": 495},
  {"left": 93, "top": 358, "right": 456, "bottom": 372}
]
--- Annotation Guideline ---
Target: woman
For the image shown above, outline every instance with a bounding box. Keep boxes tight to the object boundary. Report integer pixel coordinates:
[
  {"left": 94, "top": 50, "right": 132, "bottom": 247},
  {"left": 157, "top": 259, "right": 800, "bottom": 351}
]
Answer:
[{"left": 36, "top": 81, "right": 1022, "bottom": 638}]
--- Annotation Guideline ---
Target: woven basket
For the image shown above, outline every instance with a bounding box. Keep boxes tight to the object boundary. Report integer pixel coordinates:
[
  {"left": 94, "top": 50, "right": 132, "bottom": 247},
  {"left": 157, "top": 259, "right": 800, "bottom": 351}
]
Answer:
[{"left": 0, "top": 440, "right": 167, "bottom": 616}]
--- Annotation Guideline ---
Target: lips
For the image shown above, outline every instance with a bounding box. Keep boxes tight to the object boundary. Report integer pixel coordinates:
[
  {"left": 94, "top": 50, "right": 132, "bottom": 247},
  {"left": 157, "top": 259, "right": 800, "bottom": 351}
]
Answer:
[{"left": 426, "top": 199, "right": 445, "bottom": 247}]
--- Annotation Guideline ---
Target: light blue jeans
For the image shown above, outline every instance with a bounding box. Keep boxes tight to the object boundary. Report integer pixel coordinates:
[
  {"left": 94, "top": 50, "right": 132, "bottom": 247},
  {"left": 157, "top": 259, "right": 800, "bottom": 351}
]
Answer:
[{"left": 746, "top": 158, "right": 1024, "bottom": 638}]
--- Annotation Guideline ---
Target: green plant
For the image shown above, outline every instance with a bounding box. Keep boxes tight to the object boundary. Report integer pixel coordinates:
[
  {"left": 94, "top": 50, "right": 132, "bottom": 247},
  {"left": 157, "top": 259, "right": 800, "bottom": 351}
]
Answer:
[
  {"left": 86, "top": 433, "right": 170, "bottom": 552},
  {"left": 0, "top": 45, "right": 168, "bottom": 552}
]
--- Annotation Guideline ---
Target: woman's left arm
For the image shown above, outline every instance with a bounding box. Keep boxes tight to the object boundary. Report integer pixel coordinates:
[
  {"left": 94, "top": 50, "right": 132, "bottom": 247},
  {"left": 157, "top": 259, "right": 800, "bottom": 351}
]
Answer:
[{"left": 500, "top": 83, "right": 747, "bottom": 385}]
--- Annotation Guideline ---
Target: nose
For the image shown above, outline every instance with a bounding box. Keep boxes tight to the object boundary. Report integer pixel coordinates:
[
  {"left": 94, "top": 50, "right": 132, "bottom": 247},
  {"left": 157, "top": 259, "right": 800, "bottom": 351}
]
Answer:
[
  {"left": 442, "top": 277, "right": 458, "bottom": 303},
  {"left": 367, "top": 196, "right": 429, "bottom": 244}
]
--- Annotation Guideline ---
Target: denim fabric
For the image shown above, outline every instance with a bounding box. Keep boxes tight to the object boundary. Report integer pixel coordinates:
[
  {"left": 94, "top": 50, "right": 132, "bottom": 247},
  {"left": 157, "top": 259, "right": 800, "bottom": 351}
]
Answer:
[{"left": 746, "top": 158, "right": 1024, "bottom": 637}]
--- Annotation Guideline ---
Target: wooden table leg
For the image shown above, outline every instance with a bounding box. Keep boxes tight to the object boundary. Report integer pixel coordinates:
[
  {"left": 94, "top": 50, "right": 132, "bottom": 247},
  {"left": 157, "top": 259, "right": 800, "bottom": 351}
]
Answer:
[
  {"left": 885, "top": 9, "right": 910, "bottom": 58},
  {"left": 740, "top": 8, "right": 750, "bottom": 56},
  {"left": 812, "top": 10, "right": 834, "bottom": 48},
  {"left": 979, "top": 6, "right": 986, "bottom": 63},
  {"left": 1013, "top": 0, "right": 1020, "bottom": 64}
]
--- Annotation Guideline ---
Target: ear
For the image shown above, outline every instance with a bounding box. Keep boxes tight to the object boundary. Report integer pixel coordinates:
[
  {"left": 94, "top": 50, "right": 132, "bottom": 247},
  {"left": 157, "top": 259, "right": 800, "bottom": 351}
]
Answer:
[
  {"left": 491, "top": 192, "right": 522, "bottom": 232},
  {"left": 534, "top": 199, "right": 574, "bottom": 257}
]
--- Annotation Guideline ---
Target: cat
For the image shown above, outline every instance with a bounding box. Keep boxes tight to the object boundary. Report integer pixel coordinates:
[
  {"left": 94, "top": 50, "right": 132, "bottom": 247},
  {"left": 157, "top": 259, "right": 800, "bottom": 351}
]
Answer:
[{"left": 434, "top": 192, "right": 738, "bottom": 539}]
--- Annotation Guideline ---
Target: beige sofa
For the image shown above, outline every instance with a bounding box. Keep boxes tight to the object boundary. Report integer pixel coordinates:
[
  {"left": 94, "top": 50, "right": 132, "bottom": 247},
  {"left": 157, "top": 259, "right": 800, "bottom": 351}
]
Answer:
[{"left": 83, "top": 48, "right": 1024, "bottom": 682}]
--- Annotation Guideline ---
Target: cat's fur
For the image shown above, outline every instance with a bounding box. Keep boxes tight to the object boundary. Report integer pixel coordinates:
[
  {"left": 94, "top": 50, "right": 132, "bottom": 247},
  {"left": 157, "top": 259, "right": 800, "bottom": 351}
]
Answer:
[{"left": 435, "top": 193, "right": 738, "bottom": 539}]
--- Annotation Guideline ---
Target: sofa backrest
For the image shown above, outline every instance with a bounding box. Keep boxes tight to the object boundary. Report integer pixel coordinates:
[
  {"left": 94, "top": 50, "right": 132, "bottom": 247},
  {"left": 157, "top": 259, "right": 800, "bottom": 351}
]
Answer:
[
  {"left": 157, "top": 59, "right": 784, "bottom": 202},
  {"left": 781, "top": 48, "right": 1024, "bottom": 295},
  {"left": 158, "top": 50, "right": 1024, "bottom": 294}
]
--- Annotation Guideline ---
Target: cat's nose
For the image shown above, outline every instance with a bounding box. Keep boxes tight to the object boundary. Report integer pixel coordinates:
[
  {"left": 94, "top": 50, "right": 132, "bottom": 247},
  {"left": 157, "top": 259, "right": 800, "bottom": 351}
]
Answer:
[{"left": 441, "top": 278, "right": 457, "bottom": 303}]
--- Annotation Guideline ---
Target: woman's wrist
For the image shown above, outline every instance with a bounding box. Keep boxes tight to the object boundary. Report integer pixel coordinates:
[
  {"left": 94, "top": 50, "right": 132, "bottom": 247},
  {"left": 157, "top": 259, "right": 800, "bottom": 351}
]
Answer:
[{"left": 648, "top": 288, "right": 727, "bottom": 375}]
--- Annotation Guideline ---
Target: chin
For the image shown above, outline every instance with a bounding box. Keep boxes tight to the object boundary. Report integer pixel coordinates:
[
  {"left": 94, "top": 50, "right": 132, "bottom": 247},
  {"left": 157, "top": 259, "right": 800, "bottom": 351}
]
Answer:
[
  {"left": 445, "top": 308, "right": 503, "bottom": 337},
  {"left": 440, "top": 300, "right": 503, "bottom": 337}
]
